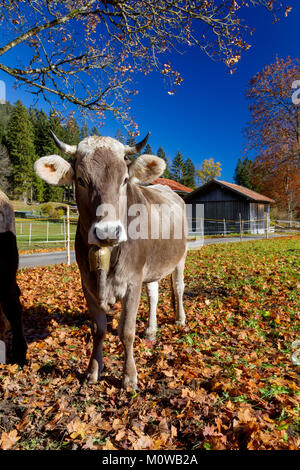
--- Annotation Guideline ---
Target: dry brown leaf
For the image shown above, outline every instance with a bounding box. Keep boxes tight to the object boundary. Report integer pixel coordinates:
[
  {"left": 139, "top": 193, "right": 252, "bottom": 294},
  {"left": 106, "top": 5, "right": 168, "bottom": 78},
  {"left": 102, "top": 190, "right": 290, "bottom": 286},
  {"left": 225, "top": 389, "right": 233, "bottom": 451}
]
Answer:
[
  {"left": 0, "top": 430, "right": 20, "bottom": 450},
  {"left": 102, "top": 438, "right": 117, "bottom": 450},
  {"left": 133, "top": 435, "right": 153, "bottom": 450},
  {"left": 237, "top": 405, "right": 256, "bottom": 423},
  {"left": 67, "top": 418, "right": 87, "bottom": 439},
  {"left": 115, "top": 429, "right": 126, "bottom": 441}
]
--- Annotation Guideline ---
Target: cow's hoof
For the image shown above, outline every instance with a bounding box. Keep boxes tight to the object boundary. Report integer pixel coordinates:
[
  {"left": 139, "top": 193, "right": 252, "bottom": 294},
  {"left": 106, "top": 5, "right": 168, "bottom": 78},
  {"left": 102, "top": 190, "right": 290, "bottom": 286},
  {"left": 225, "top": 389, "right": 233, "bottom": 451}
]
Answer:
[
  {"left": 12, "top": 343, "right": 27, "bottom": 367},
  {"left": 13, "top": 353, "right": 27, "bottom": 367},
  {"left": 145, "top": 328, "right": 156, "bottom": 341},
  {"left": 122, "top": 375, "right": 138, "bottom": 391},
  {"left": 175, "top": 320, "right": 185, "bottom": 327},
  {"left": 84, "top": 373, "right": 98, "bottom": 384}
]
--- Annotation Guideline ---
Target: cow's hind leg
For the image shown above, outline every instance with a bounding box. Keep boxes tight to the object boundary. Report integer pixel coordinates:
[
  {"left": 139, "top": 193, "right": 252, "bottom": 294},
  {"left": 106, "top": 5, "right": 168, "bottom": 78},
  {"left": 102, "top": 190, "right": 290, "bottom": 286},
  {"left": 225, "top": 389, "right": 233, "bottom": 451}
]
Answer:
[
  {"left": 171, "top": 255, "right": 186, "bottom": 326},
  {"left": 118, "top": 281, "right": 142, "bottom": 390},
  {"left": 0, "top": 286, "right": 27, "bottom": 365},
  {"left": 0, "top": 232, "right": 27, "bottom": 365},
  {"left": 0, "top": 306, "right": 8, "bottom": 342},
  {"left": 145, "top": 281, "right": 158, "bottom": 341}
]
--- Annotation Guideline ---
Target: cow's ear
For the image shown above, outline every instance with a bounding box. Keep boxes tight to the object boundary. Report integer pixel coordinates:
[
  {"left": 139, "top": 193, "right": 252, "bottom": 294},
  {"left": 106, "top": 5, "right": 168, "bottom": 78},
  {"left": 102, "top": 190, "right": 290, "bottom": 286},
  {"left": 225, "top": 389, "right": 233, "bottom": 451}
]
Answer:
[
  {"left": 34, "top": 155, "right": 74, "bottom": 186},
  {"left": 128, "top": 155, "right": 166, "bottom": 184}
]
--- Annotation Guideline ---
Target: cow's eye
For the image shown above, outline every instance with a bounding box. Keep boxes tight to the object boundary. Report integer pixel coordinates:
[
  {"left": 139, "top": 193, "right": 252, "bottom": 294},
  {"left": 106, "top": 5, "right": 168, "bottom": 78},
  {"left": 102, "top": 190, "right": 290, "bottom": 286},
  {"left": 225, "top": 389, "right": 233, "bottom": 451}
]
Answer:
[
  {"left": 77, "top": 177, "right": 85, "bottom": 187},
  {"left": 123, "top": 177, "right": 129, "bottom": 186}
]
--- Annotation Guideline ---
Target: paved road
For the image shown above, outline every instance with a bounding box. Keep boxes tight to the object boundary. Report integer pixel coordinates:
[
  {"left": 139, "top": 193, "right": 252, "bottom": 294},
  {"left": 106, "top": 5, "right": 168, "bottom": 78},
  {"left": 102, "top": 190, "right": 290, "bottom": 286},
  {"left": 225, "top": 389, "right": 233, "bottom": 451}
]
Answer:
[
  {"left": 19, "top": 250, "right": 76, "bottom": 268},
  {"left": 194, "top": 233, "right": 287, "bottom": 247},
  {"left": 18, "top": 233, "right": 291, "bottom": 269}
]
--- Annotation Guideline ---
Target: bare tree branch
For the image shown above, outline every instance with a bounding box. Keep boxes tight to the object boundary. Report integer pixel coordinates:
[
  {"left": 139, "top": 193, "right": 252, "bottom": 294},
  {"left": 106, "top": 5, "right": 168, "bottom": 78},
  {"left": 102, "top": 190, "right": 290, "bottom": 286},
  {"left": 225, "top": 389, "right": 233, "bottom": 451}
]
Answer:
[{"left": 0, "top": 0, "right": 290, "bottom": 129}]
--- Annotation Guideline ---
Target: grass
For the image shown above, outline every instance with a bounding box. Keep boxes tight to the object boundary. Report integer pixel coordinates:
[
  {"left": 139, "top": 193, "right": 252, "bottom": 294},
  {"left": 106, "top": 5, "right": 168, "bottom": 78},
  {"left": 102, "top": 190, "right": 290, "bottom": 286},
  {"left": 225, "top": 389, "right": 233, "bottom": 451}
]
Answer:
[{"left": 15, "top": 219, "right": 77, "bottom": 251}]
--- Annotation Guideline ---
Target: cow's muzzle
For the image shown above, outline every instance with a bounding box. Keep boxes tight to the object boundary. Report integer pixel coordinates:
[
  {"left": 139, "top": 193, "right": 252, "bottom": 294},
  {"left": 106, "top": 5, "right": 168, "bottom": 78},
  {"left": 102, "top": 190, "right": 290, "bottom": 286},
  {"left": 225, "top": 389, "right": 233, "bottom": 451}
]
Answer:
[{"left": 88, "top": 221, "right": 127, "bottom": 246}]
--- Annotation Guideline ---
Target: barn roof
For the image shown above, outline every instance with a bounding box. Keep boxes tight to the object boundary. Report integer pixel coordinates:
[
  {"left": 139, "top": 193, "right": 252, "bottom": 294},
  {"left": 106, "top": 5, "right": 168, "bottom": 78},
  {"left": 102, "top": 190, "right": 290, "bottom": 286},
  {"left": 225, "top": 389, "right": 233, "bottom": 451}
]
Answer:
[
  {"left": 184, "top": 179, "right": 275, "bottom": 203},
  {"left": 152, "top": 177, "right": 194, "bottom": 193}
]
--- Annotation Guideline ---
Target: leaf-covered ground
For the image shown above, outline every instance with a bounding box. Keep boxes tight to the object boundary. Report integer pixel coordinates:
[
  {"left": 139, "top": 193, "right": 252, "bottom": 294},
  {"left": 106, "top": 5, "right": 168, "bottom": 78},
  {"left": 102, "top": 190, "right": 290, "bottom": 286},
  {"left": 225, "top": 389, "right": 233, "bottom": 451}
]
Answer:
[{"left": 0, "top": 237, "right": 299, "bottom": 450}]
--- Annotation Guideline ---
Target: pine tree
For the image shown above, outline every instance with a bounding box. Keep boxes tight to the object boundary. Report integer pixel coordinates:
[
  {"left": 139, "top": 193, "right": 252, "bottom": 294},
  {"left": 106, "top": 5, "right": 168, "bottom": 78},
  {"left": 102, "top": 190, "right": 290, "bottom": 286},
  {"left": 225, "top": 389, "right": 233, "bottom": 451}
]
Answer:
[
  {"left": 171, "top": 151, "right": 186, "bottom": 183},
  {"left": 41, "top": 112, "right": 71, "bottom": 202},
  {"left": 64, "top": 117, "right": 80, "bottom": 204},
  {"left": 126, "top": 135, "right": 136, "bottom": 147},
  {"left": 234, "top": 157, "right": 254, "bottom": 189},
  {"left": 183, "top": 158, "right": 196, "bottom": 188},
  {"left": 6, "top": 100, "right": 37, "bottom": 201},
  {"left": 126, "top": 135, "right": 137, "bottom": 161},
  {"left": 143, "top": 143, "right": 153, "bottom": 155},
  {"left": 0, "top": 102, "right": 13, "bottom": 140},
  {"left": 91, "top": 126, "right": 100, "bottom": 136},
  {"left": 0, "top": 144, "right": 12, "bottom": 192},
  {"left": 49, "top": 112, "right": 66, "bottom": 145},
  {"left": 0, "top": 102, "right": 14, "bottom": 150},
  {"left": 30, "top": 108, "right": 54, "bottom": 156},
  {"left": 115, "top": 128, "right": 126, "bottom": 143},
  {"left": 0, "top": 122, "right": 5, "bottom": 145},
  {"left": 157, "top": 147, "right": 170, "bottom": 178},
  {"left": 28, "top": 108, "right": 48, "bottom": 202},
  {"left": 64, "top": 117, "right": 80, "bottom": 145},
  {"left": 80, "top": 122, "right": 89, "bottom": 141}
]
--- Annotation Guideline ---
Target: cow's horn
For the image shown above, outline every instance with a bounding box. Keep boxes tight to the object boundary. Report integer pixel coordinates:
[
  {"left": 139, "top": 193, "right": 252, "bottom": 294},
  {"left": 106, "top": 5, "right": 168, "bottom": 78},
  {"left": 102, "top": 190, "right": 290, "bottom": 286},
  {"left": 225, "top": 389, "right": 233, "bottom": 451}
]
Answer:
[
  {"left": 124, "top": 132, "right": 150, "bottom": 156},
  {"left": 50, "top": 129, "right": 77, "bottom": 156}
]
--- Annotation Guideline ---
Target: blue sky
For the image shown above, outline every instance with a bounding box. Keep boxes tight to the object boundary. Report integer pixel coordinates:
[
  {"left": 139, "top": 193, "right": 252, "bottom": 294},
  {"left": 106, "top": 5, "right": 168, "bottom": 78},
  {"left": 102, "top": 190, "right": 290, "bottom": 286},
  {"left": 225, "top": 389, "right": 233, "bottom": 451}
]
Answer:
[{"left": 1, "top": 2, "right": 299, "bottom": 183}]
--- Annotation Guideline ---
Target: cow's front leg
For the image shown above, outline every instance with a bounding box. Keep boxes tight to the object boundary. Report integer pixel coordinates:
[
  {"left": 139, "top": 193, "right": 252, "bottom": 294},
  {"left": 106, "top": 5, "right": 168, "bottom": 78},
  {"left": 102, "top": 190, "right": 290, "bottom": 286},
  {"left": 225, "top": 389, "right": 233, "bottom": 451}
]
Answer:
[
  {"left": 83, "top": 287, "right": 107, "bottom": 384},
  {"left": 118, "top": 281, "right": 142, "bottom": 390}
]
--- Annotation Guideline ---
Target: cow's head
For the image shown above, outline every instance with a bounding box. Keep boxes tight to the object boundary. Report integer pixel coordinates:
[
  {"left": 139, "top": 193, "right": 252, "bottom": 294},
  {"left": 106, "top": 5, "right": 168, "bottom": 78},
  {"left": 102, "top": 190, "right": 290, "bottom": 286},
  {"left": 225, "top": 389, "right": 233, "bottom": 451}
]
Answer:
[{"left": 34, "top": 131, "right": 166, "bottom": 246}]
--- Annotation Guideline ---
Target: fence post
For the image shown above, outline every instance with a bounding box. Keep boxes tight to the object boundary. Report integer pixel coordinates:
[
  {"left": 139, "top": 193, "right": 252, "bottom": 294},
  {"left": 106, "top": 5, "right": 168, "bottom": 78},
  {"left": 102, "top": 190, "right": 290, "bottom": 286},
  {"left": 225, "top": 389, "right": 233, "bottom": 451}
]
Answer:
[
  {"left": 46, "top": 221, "right": 49, "bottom": 243},
  {"left": 66, "top": 205, "right": 70, "bottom": 265},
  {"left": 266, "top": 214, "right": 268, "bottom": 239},
  {"left": 239, "top": 213, "right": 242, "bottom": 240},
  {"left": 29, "top": 223, "right": 32, "bottom": 246},
  {"left": 63, "top": 217, "right": 66, "bottom": 248},
  {"left": 223, "top": 218, "right": 226, "bottom": 237}
]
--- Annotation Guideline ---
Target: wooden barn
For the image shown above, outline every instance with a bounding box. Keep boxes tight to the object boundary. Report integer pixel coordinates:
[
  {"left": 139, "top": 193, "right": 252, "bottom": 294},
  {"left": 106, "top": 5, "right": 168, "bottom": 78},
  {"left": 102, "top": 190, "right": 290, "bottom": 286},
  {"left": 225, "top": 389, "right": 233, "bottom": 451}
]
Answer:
[{"left": 184, "top": 179, "right": 274, "bottom": 235}]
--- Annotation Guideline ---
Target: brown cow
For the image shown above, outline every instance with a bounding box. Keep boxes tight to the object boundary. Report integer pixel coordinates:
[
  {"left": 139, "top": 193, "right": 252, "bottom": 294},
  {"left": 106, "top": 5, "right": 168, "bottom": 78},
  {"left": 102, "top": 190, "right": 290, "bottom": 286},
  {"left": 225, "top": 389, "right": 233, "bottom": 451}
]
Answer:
[
  {"left": 0, "top": 190, "right": 27, "bottom": 365},
  {"left": 34, "top": 132, "right": 187, "bottom": 389}
]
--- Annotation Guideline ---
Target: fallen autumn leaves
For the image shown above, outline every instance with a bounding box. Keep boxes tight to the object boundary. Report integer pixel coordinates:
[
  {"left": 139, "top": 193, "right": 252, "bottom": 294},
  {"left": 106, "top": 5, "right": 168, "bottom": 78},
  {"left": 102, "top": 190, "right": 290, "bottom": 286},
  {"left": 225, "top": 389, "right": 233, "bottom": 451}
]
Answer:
[{"left": 0, "top": 237, "right": 299, "bottom": 450}]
